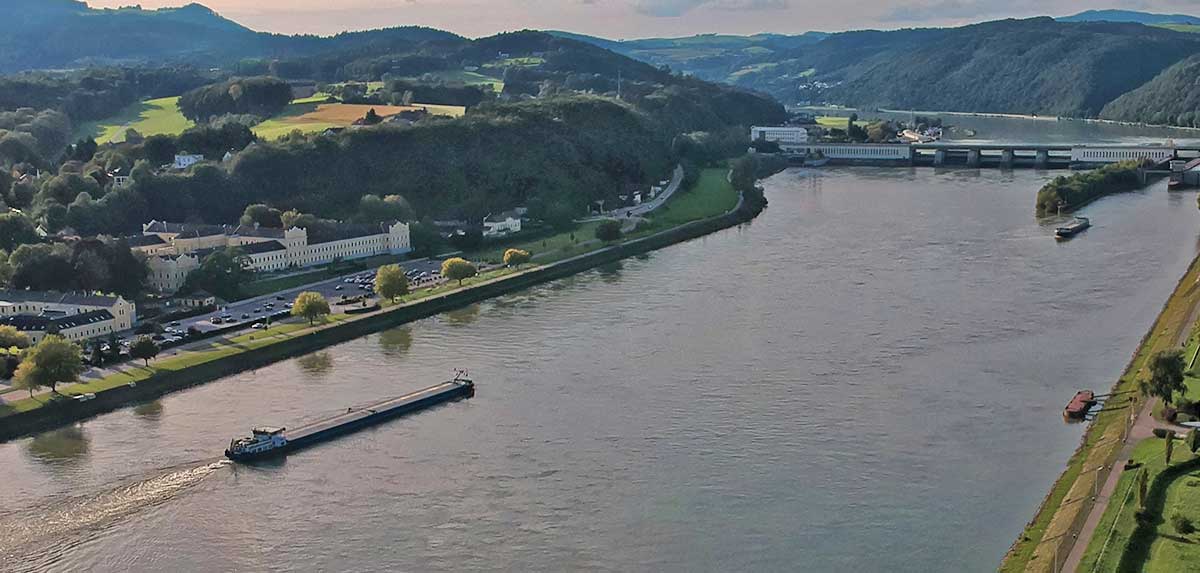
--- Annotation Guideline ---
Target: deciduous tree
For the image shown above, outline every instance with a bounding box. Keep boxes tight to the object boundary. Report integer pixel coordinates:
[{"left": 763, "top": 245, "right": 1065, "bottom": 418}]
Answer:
[
  {"left": 292, "top": 291, "right": 330, "bottom": 325},
  {"left": 129, "top": 335, "right": 160, "bottom": 366},
  {"left": 441, "top": 257, "right": 477, "bottom": 285},
  {"left": 14, "top": 335, "right": 83, "bottom": 395},
  {"left": 0, "top": 325, "right": 31, "bottom": 350},
  {"left": 1142, "top": 350, "right": 1187, "bottom": 405},
  {"left": 595, "top": 219, "right": 622, "bottom": 242},
  {"left": 503, "top": 248, "right": 531, "bottom": 267},
  {"left": 374, "top": 264, "right": 409, "bottom": 302}
]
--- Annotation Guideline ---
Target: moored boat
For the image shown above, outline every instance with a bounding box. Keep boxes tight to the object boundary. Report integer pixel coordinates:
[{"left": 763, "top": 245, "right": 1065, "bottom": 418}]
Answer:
[{"left": 1063, "top": 390, "right": 1095, "bottom": 421}]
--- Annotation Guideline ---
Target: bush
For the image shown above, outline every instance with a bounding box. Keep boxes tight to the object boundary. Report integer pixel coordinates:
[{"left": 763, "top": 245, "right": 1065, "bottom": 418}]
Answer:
[
  {"left": 1153, "top": 428, "right": 1173, "bottom": 438},
  {"left": 1178, "top": 398, "right": 1199, "bottom": 417},
  {"left": 595, "top": 219, "right": 622, "bottom": 242},
  {"left": 1171, "top": 513, "right": 1195, "bottom": 535},
  {"left": 1163, "top": 406, "right": 1178, "bottom": 423},
  {"left": 1177, "top": 413, "right": 1198, "bottom": 424}
]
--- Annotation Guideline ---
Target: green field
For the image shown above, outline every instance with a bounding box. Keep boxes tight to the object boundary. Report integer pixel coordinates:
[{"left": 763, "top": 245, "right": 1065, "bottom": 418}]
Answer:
[
  {"left": 1156, "top": 24, "right": 1200, "bottom": 33},
  {"left": 1079, "top": 438, "right": 1200, "bottom": 572},
  {"left": 406, "top": 70, "right": 504, "bottom": 92},
  {"left": 76, "top": 96, "right": 194, "bottom": 142},
  {"left": 647, "top": 168, "right": 738, "bottom": 229}
]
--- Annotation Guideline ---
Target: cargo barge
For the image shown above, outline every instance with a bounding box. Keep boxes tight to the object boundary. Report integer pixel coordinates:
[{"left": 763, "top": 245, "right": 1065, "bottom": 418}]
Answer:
[
  {"left": 1055, "top": 216, "right": 1090, "bottom": 239},
  {"left": 225, "top": 371, "right": 474, "bottom": 461}
]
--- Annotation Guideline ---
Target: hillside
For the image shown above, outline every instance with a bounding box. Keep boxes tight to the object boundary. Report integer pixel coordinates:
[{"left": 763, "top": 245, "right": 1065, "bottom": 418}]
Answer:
[
  {"left": 1057, "top": 9, "right": 1200, "bottom": 25},
  {"left": 0, "top": 0, "right": 462, "bottom": 72},
  {"left": 1099, "top": 53, "right": 1200, "bottom": 126}
]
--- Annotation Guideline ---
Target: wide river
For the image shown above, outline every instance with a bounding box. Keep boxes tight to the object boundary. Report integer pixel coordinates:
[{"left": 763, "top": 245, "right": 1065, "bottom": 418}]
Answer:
[{"left": 4, "top": 129, "right": 1200, "bottom": 572}]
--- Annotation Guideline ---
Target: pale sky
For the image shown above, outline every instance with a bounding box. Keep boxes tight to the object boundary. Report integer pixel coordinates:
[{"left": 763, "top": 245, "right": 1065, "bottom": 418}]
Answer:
[{"left": 84, "top": 0, "right": 1200, "bottom": 38}]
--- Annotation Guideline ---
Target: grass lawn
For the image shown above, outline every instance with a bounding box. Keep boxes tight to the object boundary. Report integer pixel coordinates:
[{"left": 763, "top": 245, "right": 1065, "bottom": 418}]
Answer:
[
  {"left": 1001, "top": 255, "right": 1200, "bottom": 572},
  {"left": 1143, "top": 461, "right": 1200, "bottom": 572},
  {"left": 468, "top": 221, "right": 603, "bottom": 265},
  {"left": 0, "top": 315, "right": 347, "bottom": 416},
  {"left": 646, "top": 168, "right": 738, "bottom": 229},
  {"left": 816, "top": 115, "right": 869, "bottom": 129},
  {"left": 1078, "top": 439, "right": 1196, "bottom": 572},
  {"left": 403, "top": 70, "right": 504, "bottom": 92},
  {"left": 75, "top": 96, "right": 193, "bottom": 143}
]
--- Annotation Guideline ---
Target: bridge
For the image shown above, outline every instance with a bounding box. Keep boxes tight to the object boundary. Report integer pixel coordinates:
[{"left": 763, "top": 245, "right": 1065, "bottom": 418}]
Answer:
[{"left": 783, "top": 143, "right": 1200, "bottom": 169}]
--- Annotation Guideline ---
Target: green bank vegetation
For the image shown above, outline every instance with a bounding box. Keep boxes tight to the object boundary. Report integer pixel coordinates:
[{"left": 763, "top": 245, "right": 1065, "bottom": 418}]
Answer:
[
  {"left": 1035, "top": 160, "right": 1148, "bottom": 216},
  {"left": 1000, "top": 256, "right": 1200, "bottom": 572}
]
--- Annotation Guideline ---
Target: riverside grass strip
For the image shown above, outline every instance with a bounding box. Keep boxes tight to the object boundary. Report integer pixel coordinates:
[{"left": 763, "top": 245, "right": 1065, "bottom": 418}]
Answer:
[{"left": 1000, "top": 254, "right": 1200, "bottom": 572}]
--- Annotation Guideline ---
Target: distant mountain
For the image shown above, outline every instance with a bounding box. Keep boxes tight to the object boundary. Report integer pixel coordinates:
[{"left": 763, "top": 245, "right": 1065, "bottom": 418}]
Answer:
[
  {"left": 548, "top": 30, "right": 828, "bottom": 84},
  {"left": 0, "top": 0, "right": 462, "bottom": 73},
  {"left": 1057, "top": 9, "right": 1200, "bottom": 25}
]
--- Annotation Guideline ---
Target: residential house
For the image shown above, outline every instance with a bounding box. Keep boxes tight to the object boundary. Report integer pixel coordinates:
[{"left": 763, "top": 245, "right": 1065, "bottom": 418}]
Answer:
[
  {"left": 483, "top": 210, "right": 522, "bottom": 238},
  {"left": 172, "top": 153, "right": 205, "bottom": 170}
]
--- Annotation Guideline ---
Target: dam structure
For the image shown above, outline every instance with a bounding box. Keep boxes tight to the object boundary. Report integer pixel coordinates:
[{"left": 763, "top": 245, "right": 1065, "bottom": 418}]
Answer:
[{"left": 784, "top": 143, "right": 1193, "bottom": 169}]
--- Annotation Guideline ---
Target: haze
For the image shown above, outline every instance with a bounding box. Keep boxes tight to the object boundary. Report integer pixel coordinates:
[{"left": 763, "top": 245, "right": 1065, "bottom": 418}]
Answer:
[{"left": 84, "top": 0, "right": 1198, "bottom": 38}]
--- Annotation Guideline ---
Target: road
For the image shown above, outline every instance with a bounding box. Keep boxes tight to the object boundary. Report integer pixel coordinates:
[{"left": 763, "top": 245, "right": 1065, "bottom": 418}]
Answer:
[{"left": 583, "top": 164, "right": 684, "bottom": 222}]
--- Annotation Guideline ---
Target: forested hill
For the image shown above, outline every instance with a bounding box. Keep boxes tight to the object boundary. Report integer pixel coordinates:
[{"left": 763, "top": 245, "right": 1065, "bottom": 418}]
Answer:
[
  {"left": 0, "top": 0, "right": 461, "bottom": 72},
  {"left": 560, "top": 17, "right": 1200, "bottom": 126}
]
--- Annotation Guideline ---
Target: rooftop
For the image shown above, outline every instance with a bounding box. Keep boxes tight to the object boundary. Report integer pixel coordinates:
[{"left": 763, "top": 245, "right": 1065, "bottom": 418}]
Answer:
[
  {"left": 0, "top": 309, "right": 115, "bottom": 332},
  {"left": 0, "top": 290, "right": 125, "bottom": 307}
]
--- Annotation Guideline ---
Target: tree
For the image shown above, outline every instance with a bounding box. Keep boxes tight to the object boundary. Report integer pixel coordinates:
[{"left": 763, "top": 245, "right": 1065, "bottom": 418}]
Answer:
[
  {"left": 503, "top": 248, "right": 532, "bottom": 267},
  {"left": 13, "top": 335, "right": 83, "bottom": 395},
  {"left": 0, "top": 212, "right": 37, "bottom": 251},
  {"left": 1137, "top": 465, "right": 1149, "bottom": 508},
  {"left": 129, "top": 335, "right": 160, "bottom": 366},
  {"left": 292, "top": 291, "right": 330, "bottom": 325},
  {"left": 0, "top": 325, "right": 30, "bottom": 350},
  {"left": 183, "top": 247, "right": 252, "bottom": 300},
  {"left": 240, "top": 204, "right": 283, "bottom": 228},
  {"left": 1166, "top": 432, "right": 1176, "bottom": 465},
  {"left": 1188, "top": 428, "right": 1200, "bottom": 453},
  {"left": 1144, "top": 350, "right": 1187, "bottom": 405},
  {"left": 441, "top": 257, "right": 477, "bottom": 285},
  {"left": 1172, "top": 513, "right": 1196, "bottom": 535},
  {"left": 363, "top": 108, "right": 383, "bottom": 125},
  {"left": 374, "top": 264, "right": 409, "bottom": 302},
  {"left": 595, "top": 219, "right": 623, "bottom": 242}
]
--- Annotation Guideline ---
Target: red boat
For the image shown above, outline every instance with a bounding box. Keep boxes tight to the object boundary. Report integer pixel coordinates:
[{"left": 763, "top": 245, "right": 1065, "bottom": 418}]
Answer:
[{"left": 1064, "top": 390, "right": 1096, "bottom": 421}]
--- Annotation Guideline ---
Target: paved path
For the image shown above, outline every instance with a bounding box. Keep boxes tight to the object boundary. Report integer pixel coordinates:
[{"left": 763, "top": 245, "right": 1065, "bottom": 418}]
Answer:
[
  {"left": 1062, "top": 306, "right": 1199, "bottom": 572},
  {"left": 581, "top": 164, "right": 684, "bottom": 222}
]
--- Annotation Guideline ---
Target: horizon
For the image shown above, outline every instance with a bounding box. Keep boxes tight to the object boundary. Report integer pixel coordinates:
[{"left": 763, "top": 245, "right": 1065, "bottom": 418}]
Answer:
[{"left": 83, "top": 1, "right": 1200, "bottom": 40}]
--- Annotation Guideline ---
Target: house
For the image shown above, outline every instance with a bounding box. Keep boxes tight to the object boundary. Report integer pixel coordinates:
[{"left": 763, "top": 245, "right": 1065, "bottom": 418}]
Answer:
[
  {"left": 750, "top": 126, "right": 810, "bottom": 151},
  {"left": 0, "top": 290, "right": 137, "bottom": 341},
  {"left": 146, "top": 253, "right": 200, "bottom": 293},
  {"left": 172, "top": 153, "right": 205, "bottom": 170},
  {"left": 483, "top": 210, "right": 522, "bottom": 238},
  {"left": 0, "top": 309, "right": 117, "bottom": 344},
  {"left": 109, "top": 167, "right": 131, "bottom": 189},
  {"left": 176, "top": 290, "right": 217, "bottom": 309},
  {"left": 140, "top": 220, "right": 413, "bottom": 285}
]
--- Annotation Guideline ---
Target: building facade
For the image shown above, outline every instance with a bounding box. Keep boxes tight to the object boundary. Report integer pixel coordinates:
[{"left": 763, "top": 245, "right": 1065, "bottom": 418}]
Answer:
[
  {"left": 750, "top": 126, "right": 810, "bottom": 150},
  {"left": 1069, "top": 146, "right": 1174, "bottom": 165},
  {"left": 0, "top": 291, "right": 136, "bottom": 342},
  {"left": 137, "top": 221, "right": 413, "bottom": 293},
  {"left": 483, "top": 211, "right": 523, "bottom": 238}
]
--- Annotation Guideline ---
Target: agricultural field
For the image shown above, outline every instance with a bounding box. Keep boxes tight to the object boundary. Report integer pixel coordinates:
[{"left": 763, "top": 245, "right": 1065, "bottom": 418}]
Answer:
[
  {"left": 252, "top": 102, "right": 467, "bottom": 140},
  {"left": 405, "top": 70, "right": 504, "bottom": 92},
  {"left": 75, "top": 96, "right": 194, "bottom": 142}
]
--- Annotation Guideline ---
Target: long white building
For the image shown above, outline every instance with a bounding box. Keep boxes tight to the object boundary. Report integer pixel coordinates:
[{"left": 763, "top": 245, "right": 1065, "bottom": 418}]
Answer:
[
  {"left": 750, "top": 126, "right": 810, "bottom": 150},
  {"left": 0, "top": 291, "right": 136, "bottom": 343},
  {"left": 137, "top": 221, "right": 413, "bottom": 293}
]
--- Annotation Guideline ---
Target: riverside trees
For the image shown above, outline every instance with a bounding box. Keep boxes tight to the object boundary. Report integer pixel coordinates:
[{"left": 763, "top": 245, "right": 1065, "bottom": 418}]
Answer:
[
  {"left": 292, "top": 291, "right": 330, "bottom": 325},
  {"left": 374, "top": 264, "right": 409, "bottom": 302},
  {"left": 129, "top": 336, "right": 161, "bottom": 367},
  {"left": 13, "top": 335, "right": 84, "bottom": 397},
  {"left": 441, "top": 258, "right": 477, "bottom": 285},
  {"left": 1142, "top": 350, "right": 1187, "bottom": 406},
  {"left": 503, "top": 248, "right": 531, "bottom": 267}
]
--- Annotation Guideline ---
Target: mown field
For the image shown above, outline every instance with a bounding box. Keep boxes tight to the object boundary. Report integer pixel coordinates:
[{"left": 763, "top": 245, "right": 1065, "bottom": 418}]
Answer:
[
  {"left": 75, "top": 96, "right": 194, "bottom": 142},
  {"left": 253, "top": 102, "right": 467, "bottom": 140}
]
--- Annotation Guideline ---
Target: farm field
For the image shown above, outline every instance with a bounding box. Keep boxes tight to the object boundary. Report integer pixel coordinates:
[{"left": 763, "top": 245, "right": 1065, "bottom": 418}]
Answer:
[
  {"left": 252, "top": 102, "right": 467, "bottom": 140},
  {"left": 75, "top": 96, "right": 194, "bottom": 142}
]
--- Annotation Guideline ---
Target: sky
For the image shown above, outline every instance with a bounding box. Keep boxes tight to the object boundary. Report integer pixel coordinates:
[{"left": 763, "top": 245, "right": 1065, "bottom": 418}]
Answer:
[{"left": 84, "top": 0, "right": 1200, "bottom": 38}]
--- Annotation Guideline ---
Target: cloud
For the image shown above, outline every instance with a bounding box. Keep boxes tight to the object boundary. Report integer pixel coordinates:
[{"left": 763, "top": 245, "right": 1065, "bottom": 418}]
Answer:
[{"left": 630, "top": 0, "right": 788, "bottom": 17}]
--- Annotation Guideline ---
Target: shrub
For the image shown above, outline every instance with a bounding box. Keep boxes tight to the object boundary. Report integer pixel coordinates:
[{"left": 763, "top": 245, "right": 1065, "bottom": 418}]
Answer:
[
  {"left": 1153, "top": 428, "right": 1173, "bottom": 438},
  {"left": 595, "top": 219, "right": 622, "bottom": 242},
  {"left": 1171, "top": 513, "right": 1195, "bottom": 535},
  {"left": 1163, "top": 406, "right": 1178, "bottom": 422}
]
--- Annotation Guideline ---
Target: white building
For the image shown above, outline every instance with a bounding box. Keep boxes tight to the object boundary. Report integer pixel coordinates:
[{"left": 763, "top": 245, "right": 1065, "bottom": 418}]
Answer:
[
  {"left": 483, "top": 210, "right": 522, "bottom": 238},
  {"left": 797, "top": 143, "right": 913, "bottom": 160},
  {"left": 1070, "top": 146, "right": 1174, "bottom": 165},
  {"left": 172, "top": 153, "right": 205, "bottom": 170},
  {"left": 0, "top": 291, "right": 137, "bottom": 342},
  {"left": 139, "top": 220, "right": 413, "bottom": 292},
  {"left": 750, "top": 126, "right": 810, "bottom": 150}
]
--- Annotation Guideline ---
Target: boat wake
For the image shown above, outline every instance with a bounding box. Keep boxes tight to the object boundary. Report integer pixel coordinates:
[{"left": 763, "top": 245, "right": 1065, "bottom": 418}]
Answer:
[{"left": 0, "top": 459, "right": 230, "bottom": 572}]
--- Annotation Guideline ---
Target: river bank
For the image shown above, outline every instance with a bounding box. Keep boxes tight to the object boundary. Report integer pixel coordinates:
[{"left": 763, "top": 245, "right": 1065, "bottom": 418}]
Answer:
[
  {"left": 0, "top": 169, "right": 759, "bottom": 442},
  {"left": 999, "top": 246, "right": 1200, "bottom": 572}
]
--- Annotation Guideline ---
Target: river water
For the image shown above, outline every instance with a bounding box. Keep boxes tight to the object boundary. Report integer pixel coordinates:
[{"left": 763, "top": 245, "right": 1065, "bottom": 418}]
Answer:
[{"left": 3, "top": 133, "right": 1200, "bottom": 571}]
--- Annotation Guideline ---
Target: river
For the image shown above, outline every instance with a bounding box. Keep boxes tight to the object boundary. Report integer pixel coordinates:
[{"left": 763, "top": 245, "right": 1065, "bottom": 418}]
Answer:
[{"left": 2, "top": 134, "right": 1200, "bottom": 571}]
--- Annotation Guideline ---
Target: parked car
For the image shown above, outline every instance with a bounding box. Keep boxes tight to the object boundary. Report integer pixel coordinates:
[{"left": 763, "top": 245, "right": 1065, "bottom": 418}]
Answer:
[
  {"left": 275, "top": 295, "right": 286, "bottom": 301},
  {"left": 335, "top": 285, "right": 343, "bottom": 291},
  {"left": 241, "top": 313, "right": 250, "bottom": 319},
  {"left": 211, "top": 317, "right": 223, "bottom": 324},
  {"left": 252, "top": 323, "right": 266, "bottom": 329}
]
